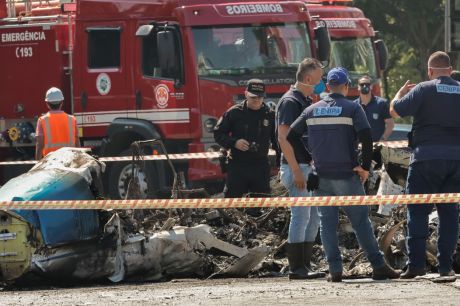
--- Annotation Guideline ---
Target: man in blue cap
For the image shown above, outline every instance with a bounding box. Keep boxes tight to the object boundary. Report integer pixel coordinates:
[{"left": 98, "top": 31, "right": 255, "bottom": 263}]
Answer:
[{"left": 287, "top": 67, "right": 400, "bottom": 282}]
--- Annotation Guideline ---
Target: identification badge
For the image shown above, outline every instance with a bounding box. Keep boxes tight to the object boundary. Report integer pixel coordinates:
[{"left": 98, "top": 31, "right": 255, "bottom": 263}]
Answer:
[
  {"left": 263, "top": 119, "right": 269, "bottom": 127},
  {"left": 313, "top": 106, "right": 342, "bottom": 116},
  {"left": 373, "top": 113, "right": 379, "bottom": 120}
]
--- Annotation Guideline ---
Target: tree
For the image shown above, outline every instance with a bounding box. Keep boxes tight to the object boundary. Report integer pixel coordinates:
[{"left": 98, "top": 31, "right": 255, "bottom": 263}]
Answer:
[{"left": 354, "top": 0, "right": 445, "bottom": 99}]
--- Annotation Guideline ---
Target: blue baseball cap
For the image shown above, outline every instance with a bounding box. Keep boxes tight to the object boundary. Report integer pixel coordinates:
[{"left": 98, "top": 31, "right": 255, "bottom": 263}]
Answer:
[{"left": 327, "top": 67, "right": 350, "bottom": 85}]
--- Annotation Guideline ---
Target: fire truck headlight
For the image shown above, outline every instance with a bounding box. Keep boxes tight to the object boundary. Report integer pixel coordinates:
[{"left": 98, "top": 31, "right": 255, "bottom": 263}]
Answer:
[{"left": 204, "top": 118, "right": 217, "bottom": 133}]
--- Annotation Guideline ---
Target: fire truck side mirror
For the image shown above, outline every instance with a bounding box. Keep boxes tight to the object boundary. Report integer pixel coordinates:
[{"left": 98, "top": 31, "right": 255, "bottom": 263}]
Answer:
[
  {"left": 157, "top": 30, "right": 179, "bottom": 76},
  {"left": 314, "top": 26, "right": 331, "bottom": 65},
  {"left": 374, "top": 39, "right": 388, "bottom": 71}
]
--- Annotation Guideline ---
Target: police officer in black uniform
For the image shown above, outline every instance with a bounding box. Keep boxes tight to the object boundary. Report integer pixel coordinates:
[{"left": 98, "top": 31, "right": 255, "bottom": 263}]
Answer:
[
  {"left": 214, "top": 79, "right": 276, "bottom": 197},
  {"left": 390, "top": 51, "right": 460, "bottom": 282}
]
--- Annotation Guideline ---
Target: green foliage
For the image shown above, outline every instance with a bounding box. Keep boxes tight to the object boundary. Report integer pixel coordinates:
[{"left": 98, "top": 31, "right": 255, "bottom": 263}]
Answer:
[{"left": 353, "top": 0, "right": 445, "bottom": 101}]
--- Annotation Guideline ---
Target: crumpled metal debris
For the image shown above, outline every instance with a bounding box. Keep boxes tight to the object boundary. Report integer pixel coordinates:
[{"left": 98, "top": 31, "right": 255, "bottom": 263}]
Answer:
[
  {"left": 1, "top": 211, "right": 270, "bottom": 285},
  {"left": 376, "top": 165, "right": 405, "bottom": 216},
  {"left": 30, "top": 147, "right": 105, "bottom": 185},
  {"left": 0, "top": 147, "right": 271, "bottom": 286}
]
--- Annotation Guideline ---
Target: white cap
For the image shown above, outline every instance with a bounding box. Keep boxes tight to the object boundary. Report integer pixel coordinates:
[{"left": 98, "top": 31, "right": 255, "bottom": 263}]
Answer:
[{"left": 45, "top": 87, "right": 64, "bottom": 104}]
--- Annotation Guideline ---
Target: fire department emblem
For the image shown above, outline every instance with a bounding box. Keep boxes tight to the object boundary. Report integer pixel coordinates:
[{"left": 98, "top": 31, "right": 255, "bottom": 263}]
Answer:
[
  {"left": 155, "top": 84, "right": 169, "bottom": 108},
  {"left": 96, "top": 73, "right": 111, "bottom": 95}
]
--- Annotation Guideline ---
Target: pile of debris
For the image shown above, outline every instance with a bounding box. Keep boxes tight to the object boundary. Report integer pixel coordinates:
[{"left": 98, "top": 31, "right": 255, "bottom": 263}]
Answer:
[
  {"left": 115, "top": 165, "right": 460, "bottom": 280},
  {"left": 109, "top": 184, "right": 416, "bottom": 281},
  {"left": 2, "top": 145, "right": 460, "bottom": 287}
]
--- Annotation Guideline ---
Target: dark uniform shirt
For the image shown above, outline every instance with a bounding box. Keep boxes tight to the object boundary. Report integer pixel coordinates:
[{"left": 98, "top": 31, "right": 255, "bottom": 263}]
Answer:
[
  {"left": 275, "top": 87, "right": 312, "bottom": 164},
  {"left": 393, "top": 76, "right": 460, "bottom": 163},
  {"left": 291, "top": 93, "right": 370, "bottom": 179},
  {"left": 214, "top": 101, "right": 275, "bottom": 163},
  {"left": 354, "top": 96, "right": 391, "bottom": 141}
]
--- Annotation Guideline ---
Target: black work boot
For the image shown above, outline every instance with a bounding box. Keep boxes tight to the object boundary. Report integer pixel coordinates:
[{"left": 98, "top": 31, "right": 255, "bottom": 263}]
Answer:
[
  {"left": 440, "top": 270, "right": 456, "bottom": 277},
  {"left": 302, "top": 242, "right": 326, "bottom": 278},
  {"left": 432, "top": 270, "right": 457, "bottom": 283},
  {"left": 286, "top": 243, "right": 310, "bottom": 280},
  {"left": 372, "top": 262, "right": 401, "bottom": 280},
  {"left": 327, "top": 272, "right": 342, "bottom": 282},
  {"left": 400, "top": 267, "right": 426, "bottom": 279}
]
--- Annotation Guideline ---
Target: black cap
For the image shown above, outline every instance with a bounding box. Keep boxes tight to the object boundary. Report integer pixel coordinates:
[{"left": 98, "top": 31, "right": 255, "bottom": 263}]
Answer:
[{"left": 246, "top": 79, "right": 266, "bottom": 97}]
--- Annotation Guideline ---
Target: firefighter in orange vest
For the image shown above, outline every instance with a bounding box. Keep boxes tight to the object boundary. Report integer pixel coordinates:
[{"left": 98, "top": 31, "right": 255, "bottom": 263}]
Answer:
[{"left": 35, "top": 87, "right": 80, "bottom": 160}]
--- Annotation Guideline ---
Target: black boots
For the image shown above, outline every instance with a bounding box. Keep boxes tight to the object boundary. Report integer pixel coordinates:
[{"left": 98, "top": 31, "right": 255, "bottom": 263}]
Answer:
[
  {"left": 303, "top": 242, "right": 326, "bottom": 278},
  {"left": 400, "top": 267, "right": 426, "bottom": 279},
  {"left": 286, "top": 242, "right": 309, "bottom": 279},
  {"left": 286, "top": 242, "right": 324, "bottom": 280},
  {"left": 327, "top": 262, "right": 400, "bottom": 282},
  {"left": 327, "top": 272, "right": 342, "bottom": 282},
  {"left": 432, "top": 270, "right": 457, "bottom": 283},
  {"left": 372, "top": 262, "right": 401, "bottom": 280},
  {"left": 401, "top": 267, "right": 456, "bottom": 283}
]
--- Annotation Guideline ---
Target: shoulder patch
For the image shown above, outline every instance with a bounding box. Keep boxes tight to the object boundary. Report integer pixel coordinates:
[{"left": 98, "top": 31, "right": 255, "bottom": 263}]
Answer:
[
  {"left": 436, "top": 84, "right": 460, "bottom": 94},
  {"left": 313, "top": 106, "right": 342, "bottom": 117}
]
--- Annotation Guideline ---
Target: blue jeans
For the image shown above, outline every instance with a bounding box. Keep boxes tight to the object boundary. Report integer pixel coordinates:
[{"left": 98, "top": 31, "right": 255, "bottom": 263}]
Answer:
[
  {"left": 405, "top": 160, "right": 460, "bottom": 273},
  {"left": 280, "top": 163, "right": 320, "bottom": 243},
  {"left": 315, "top": 175, "right": 384, "bottom": 273}
]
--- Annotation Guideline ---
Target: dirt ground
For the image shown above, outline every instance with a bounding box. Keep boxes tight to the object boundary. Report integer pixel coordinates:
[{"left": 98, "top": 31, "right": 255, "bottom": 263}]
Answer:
[{"left": 1, "top": 275, "right": 460, "bottom": 305}]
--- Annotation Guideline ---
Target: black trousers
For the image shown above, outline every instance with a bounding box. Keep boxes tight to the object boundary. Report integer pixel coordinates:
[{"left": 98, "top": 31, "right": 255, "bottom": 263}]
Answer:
[
  {"left": 405, "top": 159, "right": 460, "bottom": 272},
  {"left": 225, "top": 160, "right": 271, "bottom": 198}
]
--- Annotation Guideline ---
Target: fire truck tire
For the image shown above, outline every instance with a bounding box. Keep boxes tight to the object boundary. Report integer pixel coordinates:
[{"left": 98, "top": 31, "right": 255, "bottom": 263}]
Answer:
[{"left": 107, "top": 149, "right": 162, "bottom": 199}]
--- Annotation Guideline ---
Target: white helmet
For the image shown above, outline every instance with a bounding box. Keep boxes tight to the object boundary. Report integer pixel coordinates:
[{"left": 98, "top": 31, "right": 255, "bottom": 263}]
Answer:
[{"left": 45, "top": 87, "right": 64, "bottom": 104}]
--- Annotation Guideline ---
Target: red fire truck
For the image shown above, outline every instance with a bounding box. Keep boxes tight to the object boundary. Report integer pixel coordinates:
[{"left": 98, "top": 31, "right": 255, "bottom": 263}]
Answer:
[
  {"left": 306, "top": 0, "right": 387, "bottom": 98},
  {"left": 0, "top": 0, "right": 330, "bottom": 198}
]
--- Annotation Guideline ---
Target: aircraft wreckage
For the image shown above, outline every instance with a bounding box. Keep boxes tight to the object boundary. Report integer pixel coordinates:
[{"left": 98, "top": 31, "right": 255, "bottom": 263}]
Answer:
[
  {"left": 0, "top": 143, "right": 459, "bottom": 285},
  {"left": 0, "top": 147, "right": 269, "bottom": 285}
]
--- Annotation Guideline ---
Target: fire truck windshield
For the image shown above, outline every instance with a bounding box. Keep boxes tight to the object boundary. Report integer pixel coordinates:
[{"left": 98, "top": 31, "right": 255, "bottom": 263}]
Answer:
[
  {"left": 327, "top": 37, "right": 377, "bottom": 82},
  {"left": 192, "top": 23, "right": 311, "bottom": 77}
]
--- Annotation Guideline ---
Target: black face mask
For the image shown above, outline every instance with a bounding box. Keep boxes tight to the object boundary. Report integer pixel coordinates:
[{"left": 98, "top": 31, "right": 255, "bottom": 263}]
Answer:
[{"left": 360, "top": 84, "right": 370, "bottom": 95}]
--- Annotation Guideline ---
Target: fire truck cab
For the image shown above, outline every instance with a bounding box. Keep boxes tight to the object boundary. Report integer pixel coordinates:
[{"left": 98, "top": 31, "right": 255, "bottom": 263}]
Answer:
[
  {"left": 306, "top": 0, "right": 387, "bottom": 98},
  {"left": 0, "top": 0, "right": 330, "bottom": 199}
]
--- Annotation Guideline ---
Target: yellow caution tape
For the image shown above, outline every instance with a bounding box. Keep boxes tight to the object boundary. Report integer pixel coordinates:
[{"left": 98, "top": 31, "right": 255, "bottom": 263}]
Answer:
[
  {"left": 1, "top": 192, "right": 459, "bottom": 210},
  {"left": 0, "top": 141, "right": 410, "bottom": 166}
]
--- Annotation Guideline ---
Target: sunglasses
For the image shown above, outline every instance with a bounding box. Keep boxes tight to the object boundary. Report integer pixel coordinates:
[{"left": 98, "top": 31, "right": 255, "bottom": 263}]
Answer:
[{"left": 358, "top": 83, "right": 371, "bottom": 87}]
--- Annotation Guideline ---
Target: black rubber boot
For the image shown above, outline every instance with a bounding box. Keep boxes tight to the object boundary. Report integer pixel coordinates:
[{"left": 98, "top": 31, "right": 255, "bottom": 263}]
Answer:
[
  {"left": 287, "top": 243, "right": 309, "bottom": 280},
  {"left": 372, "top": 262, "right": 401, "bottom": 280},
  {"left": 303, "top": 242, "right": 326, "bottom": 278},
  {"left": 400, "top": 267, "right": 426, "bottom": 279},
  {"left": 327, "top": 272, "right": 343, "bottom": 282},
  {"left": 432, "top": 270, "right": 457, "bottom": 283}
]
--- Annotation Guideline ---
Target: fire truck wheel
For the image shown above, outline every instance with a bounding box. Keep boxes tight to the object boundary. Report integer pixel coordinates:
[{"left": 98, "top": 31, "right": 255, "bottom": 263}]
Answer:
[{"left": 107, "top": 149, "right": 160, "bottom": 199}]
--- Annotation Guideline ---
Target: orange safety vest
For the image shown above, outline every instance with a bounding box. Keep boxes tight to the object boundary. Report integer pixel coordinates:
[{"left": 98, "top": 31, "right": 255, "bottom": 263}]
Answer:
[{"left": 41, "top": 112, "right": 77, "bottom": 156}]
